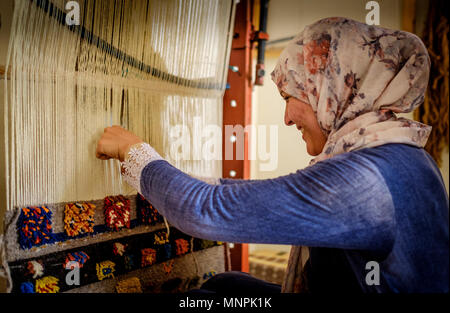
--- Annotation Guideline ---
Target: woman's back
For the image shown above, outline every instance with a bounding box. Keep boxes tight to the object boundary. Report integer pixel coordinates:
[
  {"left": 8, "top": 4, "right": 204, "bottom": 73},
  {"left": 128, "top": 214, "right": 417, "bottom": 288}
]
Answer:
[{"left": 305, "top": 144, "right": 448, "bottom": 293}]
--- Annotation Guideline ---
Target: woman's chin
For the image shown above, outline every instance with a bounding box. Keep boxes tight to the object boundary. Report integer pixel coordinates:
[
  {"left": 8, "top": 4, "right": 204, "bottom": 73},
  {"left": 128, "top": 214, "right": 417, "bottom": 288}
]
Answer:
[
  {"left": 306, "top": 145, "right": 319, "bottom": 156},
  {"left": 305, "top": 142, "right": 321, "bottom": 156}
]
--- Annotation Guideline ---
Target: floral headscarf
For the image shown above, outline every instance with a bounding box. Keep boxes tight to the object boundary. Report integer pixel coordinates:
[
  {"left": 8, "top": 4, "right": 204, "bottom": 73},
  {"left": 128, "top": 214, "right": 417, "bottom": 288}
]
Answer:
[
  {"left": 271, "top": 17, "right": 431, "bottom": 165},
  {"left": 271, "top": 17, "right": 432, "bottom": 293}
]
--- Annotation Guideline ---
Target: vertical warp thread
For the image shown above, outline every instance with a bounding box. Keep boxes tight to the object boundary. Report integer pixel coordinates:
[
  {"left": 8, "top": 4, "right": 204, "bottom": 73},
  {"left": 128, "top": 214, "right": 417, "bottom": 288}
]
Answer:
[{"left": 4, "top": 0, "right": 234, "bottom": 210}]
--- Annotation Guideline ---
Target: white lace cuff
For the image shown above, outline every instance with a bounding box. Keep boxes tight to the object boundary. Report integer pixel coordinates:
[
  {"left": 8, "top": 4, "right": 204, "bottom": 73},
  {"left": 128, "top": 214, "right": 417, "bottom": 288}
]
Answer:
[{"left": 120, "top": 142, "right": 163, "bottom": 193}]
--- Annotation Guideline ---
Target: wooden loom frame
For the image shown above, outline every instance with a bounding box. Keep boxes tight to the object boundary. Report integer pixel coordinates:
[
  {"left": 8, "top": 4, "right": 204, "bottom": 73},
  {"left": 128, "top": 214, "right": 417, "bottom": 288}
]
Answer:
[
  {"left": 1, "top": 0, "right": 254, "bottom": 274},
  {"left": 222, "top": 0, "right": 256, "bottom": 273}
]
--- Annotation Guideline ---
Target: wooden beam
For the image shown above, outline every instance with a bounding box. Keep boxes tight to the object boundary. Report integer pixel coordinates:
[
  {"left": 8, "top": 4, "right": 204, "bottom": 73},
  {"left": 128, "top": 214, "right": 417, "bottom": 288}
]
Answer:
[
  {"left": 402, "top": 0, "right": 416, "bottom": 33},
  {"left": 222, "top": 0, "right": 253, "bottom": 273}
]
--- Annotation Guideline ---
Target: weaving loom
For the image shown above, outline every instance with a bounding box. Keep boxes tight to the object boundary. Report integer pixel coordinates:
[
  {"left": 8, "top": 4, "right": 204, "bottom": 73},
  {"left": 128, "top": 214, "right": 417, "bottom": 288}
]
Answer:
[{"left": 0, "top": 0, "right": 236, "bottom": 293}]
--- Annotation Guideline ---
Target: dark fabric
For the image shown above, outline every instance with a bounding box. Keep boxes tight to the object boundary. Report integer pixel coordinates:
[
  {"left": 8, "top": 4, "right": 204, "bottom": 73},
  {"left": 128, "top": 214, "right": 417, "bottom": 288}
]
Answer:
[
  {"left": 187, "top": 271, "right": 281, "bottom": 294},
  {"left": 303, "top": 247, "right": 363, "bottom": 293}
]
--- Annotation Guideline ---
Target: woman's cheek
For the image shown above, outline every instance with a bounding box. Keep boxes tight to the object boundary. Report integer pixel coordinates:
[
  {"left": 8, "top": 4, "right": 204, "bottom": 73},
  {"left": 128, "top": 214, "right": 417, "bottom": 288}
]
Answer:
[{"left": 291, "top": 107, "right": 304, "bottom": 123}]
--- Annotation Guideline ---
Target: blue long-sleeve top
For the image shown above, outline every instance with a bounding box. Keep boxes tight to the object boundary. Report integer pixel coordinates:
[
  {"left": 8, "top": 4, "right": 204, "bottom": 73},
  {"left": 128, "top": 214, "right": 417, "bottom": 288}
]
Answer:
[{"left": 126, "top": 143, "right": 449, "bottom": 293}]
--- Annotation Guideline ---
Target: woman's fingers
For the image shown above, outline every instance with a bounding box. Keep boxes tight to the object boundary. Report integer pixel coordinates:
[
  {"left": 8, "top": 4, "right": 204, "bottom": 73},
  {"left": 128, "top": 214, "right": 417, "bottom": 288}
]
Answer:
[
  {"left": 96, "top": 153, "right": 112, "bottom": 160},
  {"left": 96, "top": 137, "right": 117, "bottom": 160},
  {"left": 96, "top": 126, "right": 143, "bottom": 162}
]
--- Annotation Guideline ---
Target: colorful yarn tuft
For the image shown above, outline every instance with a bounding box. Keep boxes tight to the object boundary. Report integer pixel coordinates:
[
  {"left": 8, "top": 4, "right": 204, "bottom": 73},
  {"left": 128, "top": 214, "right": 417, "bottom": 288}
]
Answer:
[
  {"left": 113, "top": 242, "right": 127, "bottom": 256},
  {"left": 163, "top": 260, "right": 175, "bottom": 274},
  {"left": 154, "top": 231, "right": 169, "bottom": 245},
  {"left": 64, "top": 202, "right": 96, "bottom": 237},
  {"left": 63, "top": 251, "right": 89, "bottom": 269},
  {"left": 175, "top": 238, "right": 190, "bottom": 256},
  {"left": 141, "top": 248, "right": 157, "bottom": 267},
  {"left": 20, "top": 282, "right": 35, "bottom": 293},
  {"left": 35, "top": 276, "right": 59, "bottom": 293},
  {"left": 26, "top": 260, "right": 44, "bottom": 279},
  {"left": 96, "top": 260, "right": 116, "bottom": 281},
  {"left": 200, "top": 240, "right": 216, "bottom": 250},
  {"left": 136, "top": 194, "right": 163, "bottom": 225},
  {"left": 203, "top": 271, "right": 217, "bottom": 280},
  {"left": 17, "top": 206, "right": 54, "bottom": 249},
  {"left": 104, "top": 195, "right": 131, "bottom": 231},
  {"left": 115, "top": 277, "right": 143, "bottom": 293}
]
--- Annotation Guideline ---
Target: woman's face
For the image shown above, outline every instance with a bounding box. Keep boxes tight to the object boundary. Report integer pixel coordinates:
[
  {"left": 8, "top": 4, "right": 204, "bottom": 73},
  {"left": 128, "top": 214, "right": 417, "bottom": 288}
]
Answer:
[{"left": 280, "top": 90, "right": 328, "bottom": 156}]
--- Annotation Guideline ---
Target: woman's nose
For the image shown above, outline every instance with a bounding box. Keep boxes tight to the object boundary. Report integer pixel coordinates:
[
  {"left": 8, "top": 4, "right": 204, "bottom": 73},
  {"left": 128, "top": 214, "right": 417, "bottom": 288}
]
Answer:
[{"left": 284, "top": 108, "right": 294, "bottom": 126}]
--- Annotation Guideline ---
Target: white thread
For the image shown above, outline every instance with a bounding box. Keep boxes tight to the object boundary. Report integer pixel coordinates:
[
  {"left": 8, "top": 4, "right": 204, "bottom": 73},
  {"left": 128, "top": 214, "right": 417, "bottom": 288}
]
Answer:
[
  {"left": 163, "top": 217, "right": 171, "bottom": 239},
  {"left": 190, "top": 237, "right": 200, "bottom": 277},
  {"left": 4, "top": 0, "right": 234, "bottom": 210}
]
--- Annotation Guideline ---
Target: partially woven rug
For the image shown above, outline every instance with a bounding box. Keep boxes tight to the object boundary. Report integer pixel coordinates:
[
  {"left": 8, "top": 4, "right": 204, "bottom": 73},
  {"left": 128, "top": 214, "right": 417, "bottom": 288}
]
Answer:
[{"left": 0, "top": 194, "right": 225, "bottom": 293}]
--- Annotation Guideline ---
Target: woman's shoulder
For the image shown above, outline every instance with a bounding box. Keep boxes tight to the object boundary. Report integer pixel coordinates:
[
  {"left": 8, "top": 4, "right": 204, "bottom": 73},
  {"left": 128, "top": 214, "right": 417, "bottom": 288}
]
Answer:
[
  {"left": 323, "top": 143, "right": 446, "bottom": 196},
  {"left": 351, "top": 143, "right": 441, "bottom": 175},
  {"left": 306, "top": 143, "right": 447, "bottom": 211},
  {"left": 323, "top": 143, "right": 436, "bottom": 170},
  {"left": 309, "top": 143, "right": 443, "bottom": 187}
]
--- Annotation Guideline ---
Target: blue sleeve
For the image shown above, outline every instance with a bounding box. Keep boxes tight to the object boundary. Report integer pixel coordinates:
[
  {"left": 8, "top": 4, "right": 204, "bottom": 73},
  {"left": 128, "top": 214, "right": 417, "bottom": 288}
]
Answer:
[
  {"left": 219, "top": 178, "right": 260, "bottom": 185},
  {"left": 140, "top": 153, "right": 396, "bottom": 253}
]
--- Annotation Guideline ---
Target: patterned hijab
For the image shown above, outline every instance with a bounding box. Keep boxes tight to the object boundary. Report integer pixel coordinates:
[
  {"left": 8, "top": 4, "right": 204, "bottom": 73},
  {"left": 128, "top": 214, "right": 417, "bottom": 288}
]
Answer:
[
  {"left": 271, "top": 17, "right": 431, "bottom": 166},
  {"left": 270, "top": 17, "right": 431, "bottom": 292}
]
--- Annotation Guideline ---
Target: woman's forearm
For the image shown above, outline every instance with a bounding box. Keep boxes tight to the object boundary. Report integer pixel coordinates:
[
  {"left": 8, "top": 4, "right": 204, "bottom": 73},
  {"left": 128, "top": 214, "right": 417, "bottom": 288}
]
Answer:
[{"left": 121, "top": 143, "right": 395, "bottom": 252}]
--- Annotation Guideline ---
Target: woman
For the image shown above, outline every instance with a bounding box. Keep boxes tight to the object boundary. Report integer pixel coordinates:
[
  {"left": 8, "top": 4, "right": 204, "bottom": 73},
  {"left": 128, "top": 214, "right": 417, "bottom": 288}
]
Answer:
[{"left": 96, "top": 18, "right": 449, "bottom": 293}]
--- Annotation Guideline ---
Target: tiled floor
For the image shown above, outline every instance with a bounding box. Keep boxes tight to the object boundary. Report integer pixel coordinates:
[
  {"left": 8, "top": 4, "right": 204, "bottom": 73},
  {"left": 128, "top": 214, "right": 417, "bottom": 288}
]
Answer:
[{"left": 249, "top": 249, "right": 289, "bottom": 285}]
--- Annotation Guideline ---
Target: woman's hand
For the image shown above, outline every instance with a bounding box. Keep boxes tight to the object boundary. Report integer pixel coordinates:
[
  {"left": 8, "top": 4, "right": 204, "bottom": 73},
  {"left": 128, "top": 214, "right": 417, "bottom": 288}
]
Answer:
[{"left": 96, "top": 126, "right": 143, "bottom": 162}]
